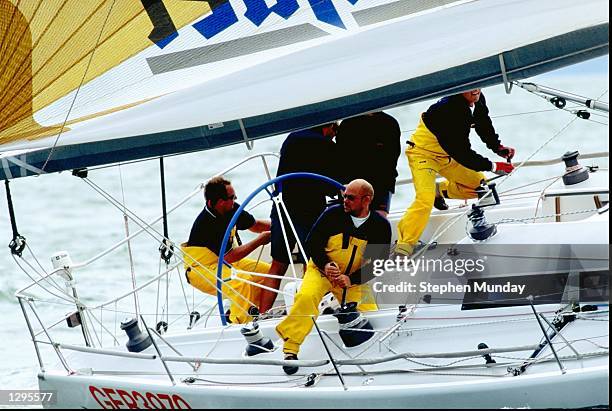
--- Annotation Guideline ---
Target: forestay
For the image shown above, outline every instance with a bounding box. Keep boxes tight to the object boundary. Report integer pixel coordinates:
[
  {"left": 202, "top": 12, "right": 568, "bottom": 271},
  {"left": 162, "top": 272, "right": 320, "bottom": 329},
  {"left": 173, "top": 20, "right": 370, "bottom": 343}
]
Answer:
[{"left": 0, "top": 0, "right": 608, "bottom": 180}]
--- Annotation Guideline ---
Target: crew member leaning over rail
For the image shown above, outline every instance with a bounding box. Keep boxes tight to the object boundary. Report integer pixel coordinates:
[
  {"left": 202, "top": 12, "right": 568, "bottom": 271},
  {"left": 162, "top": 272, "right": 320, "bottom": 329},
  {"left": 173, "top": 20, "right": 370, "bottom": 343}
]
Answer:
[
  {"left": 396, "top": 89, "right": 516, "bottom": 256},
  {"left": 181, "top": 176, "right": 271, "bottom": 324},
  {"left": 276, "top": 179, "right": 391, "bottom": 375}
]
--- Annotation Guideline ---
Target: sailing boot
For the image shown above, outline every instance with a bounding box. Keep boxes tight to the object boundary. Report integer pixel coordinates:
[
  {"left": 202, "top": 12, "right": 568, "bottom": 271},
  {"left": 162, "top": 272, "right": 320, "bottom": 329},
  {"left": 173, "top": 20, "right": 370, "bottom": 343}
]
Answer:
[
  {"left": 282, "top": 353, "right": 299, "bottom": 375},
  {"left": 390, "top": 241, "right": 414, "bottom": 259},
  {"left": 434, "top": 183, "right": 449, "bottom": 211}
]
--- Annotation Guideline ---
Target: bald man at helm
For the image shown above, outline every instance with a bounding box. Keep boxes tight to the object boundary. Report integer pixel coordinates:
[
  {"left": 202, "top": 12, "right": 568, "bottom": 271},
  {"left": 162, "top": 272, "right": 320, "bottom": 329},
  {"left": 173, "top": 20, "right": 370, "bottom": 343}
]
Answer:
[{"left": 276, "top": 179, "right": 391, "bottom": 375}]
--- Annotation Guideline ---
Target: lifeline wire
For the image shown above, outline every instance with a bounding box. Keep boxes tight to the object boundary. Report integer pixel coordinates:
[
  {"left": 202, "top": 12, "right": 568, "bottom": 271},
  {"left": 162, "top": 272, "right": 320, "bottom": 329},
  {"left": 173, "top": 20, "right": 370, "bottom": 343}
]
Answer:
[{"left": 81, "top": 176, "right": 260, "bottom": 314}]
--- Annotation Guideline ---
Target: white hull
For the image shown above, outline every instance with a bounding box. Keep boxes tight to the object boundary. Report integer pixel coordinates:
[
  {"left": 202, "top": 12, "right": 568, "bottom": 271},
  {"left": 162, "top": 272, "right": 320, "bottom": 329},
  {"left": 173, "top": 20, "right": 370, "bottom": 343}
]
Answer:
[
  {"left": 39, "top": 366, "right": 608, "bottom": 409},
  {"left": 16, "top": 154, "right": 608, "bottom": 409},
  {"left": 38, "top": 303, "right": 609, "bottom": 409}
]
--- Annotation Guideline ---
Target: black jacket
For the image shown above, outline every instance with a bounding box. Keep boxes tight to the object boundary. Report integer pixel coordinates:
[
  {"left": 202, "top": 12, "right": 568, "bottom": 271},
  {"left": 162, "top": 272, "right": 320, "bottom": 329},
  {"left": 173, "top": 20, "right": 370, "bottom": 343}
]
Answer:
[
  {"left": 306, "top": 205, "right": 391, "bottom": 285},
  {"left": 336, "top": 112, "right": 402, "bottom": 193},
  {"left": 275, "top": 129, "right": 339, "bottom": 220},
  {"left": 423, "top": 93, "right": 502, "bottom": 171}
]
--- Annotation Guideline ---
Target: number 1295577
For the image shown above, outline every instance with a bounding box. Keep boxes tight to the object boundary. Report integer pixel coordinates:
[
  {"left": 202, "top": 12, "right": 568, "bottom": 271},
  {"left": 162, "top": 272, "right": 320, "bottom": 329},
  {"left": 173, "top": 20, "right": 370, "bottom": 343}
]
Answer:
[{"left": 1, "top": 390, "right": 56, "bottom": 405}]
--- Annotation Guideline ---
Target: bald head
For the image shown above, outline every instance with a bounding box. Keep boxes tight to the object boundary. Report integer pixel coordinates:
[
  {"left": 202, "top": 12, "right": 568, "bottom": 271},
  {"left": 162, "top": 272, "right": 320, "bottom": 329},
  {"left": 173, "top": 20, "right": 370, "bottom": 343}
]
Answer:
[
  {"left": 347, "top": 179, "right": 374, "bottom": 197},
  {"left": 343, "top": 179, "right": 374, "bottom": 217}
]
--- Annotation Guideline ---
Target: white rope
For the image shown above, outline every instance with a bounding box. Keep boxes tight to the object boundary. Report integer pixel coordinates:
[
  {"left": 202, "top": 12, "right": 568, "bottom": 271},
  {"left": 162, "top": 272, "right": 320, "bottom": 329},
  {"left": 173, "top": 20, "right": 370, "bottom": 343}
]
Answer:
[
  {"left": 272, "top": 195, "right": 299, "bottom": 279},
  {"left": 278, "top": 197, "right": 309, "bottom": 265},
  {"left": 229, "top": 272, "right": 296, "bottom": 298},
  {"left": 498, "top": 208, "right": 598, "bottom": 225}
]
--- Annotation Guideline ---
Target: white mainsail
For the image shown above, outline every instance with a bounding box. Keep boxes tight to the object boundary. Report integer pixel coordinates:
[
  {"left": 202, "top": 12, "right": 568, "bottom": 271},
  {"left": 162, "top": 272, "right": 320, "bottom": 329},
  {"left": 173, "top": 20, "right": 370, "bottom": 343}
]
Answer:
[{"left": 0, "top": 0, "right": 608, "bottom": 179}]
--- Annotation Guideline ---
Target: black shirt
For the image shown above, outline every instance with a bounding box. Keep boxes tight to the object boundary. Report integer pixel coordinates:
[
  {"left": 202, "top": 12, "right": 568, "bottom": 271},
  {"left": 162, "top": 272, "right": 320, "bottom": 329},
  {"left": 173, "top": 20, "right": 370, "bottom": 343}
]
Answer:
[
  {"left": 187, "top": 203, "right": 255, "bottom": 255},
  {"left": 275, "top": 129, "right": 339, "bottom": 220},
  {"left": 423, "top": 93, "right": 502, "bottom": 171},
  {"left": 336, "top": 112, "right": 402, "bottom": 193}
]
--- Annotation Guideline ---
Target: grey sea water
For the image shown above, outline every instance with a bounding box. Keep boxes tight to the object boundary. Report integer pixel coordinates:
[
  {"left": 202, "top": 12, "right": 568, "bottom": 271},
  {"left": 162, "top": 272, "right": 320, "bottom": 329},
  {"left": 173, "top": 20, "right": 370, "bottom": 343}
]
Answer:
[{"left": 0, "top": 60, "right": 608, "bottom": 394}]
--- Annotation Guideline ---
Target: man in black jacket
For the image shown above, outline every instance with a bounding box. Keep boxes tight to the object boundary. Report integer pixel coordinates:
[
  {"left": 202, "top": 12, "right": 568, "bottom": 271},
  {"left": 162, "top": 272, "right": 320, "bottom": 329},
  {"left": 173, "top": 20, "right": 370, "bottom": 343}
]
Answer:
[
  {"left": 336, "top": 111, "right": 401, "bottom": 217},
  {"left": 397, "top": 89, "right": 516, "bottom": 255},
  {"left": 259, "top": 123, "right": 340, "bottom": 313}
]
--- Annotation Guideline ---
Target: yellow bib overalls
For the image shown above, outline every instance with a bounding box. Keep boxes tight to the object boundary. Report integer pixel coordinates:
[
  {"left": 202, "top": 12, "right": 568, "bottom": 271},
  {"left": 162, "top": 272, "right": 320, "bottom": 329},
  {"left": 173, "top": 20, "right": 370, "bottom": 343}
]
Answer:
[{"left": 396, "top": 116, "right": 485, "bottom": 254}]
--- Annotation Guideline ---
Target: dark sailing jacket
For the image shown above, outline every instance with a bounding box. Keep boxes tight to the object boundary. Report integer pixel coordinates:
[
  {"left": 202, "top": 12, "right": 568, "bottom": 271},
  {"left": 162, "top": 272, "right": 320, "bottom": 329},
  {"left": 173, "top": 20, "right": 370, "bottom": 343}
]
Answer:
[
  {"left": 422, "top": 93, "right": 502, "bottom": 171},
  {"left": 275, "top": 129, "right": 339, "bottom": 221},
  {"left": 306, "top": 205, "right": 391, "bottom": 285},
  {"left": 335, "top": 112, "right": 402, "bottom": 193}
]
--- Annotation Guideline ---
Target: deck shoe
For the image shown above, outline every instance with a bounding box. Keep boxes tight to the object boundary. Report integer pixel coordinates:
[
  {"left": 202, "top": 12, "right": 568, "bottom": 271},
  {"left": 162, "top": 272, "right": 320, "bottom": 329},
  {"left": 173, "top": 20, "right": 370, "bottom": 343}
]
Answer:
[
  {"left": 282, "top": 354, "right": 299, "bottom": 375},
  {"left": 433, "top": 195, "right": 449, "bottom": 210},
  {"left": 390, "top": 242, "right": 413, "bottom": 258},
  {"left": 224, "top": 309, "right": 232, "bottom": 324},
  {"left": 434, "top": 183, "right": 449, "bottom": 211}
]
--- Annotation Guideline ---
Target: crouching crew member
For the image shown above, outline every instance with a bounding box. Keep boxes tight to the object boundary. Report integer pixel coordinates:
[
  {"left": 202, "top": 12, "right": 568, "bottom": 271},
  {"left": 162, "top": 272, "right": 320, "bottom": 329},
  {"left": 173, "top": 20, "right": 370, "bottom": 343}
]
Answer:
[
  {"left": 276, "top": 179, "right": 391, "bottom": 374},
  {"left": 182, "top": 176, "right": 271, "bottom": 324},
  {"left": 396, "top": 89, "right": 516, "bottom": 255}
]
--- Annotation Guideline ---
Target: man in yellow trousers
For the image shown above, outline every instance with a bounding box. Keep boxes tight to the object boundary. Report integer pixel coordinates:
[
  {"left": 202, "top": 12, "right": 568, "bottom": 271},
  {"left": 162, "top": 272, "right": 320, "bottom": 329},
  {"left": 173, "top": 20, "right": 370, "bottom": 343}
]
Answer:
[
  {"left": 182, "top": 176, "right": 271, "bottom": 324},
  {"left": 397, "top": 89, "right": 516, "bottom": 255},
  {"left": 276, "top": 179, "right": 391, "bottom": 374}
]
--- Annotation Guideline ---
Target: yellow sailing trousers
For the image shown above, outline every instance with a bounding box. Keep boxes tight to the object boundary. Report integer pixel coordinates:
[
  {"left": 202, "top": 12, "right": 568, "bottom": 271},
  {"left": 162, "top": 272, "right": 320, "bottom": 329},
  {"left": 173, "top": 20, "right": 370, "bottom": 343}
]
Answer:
[
  {"left": 397, "top": 118, "right": 485, "bottom": 253},
  {"left": 181, "top": 244, "right": 271, "bottom": 324},
  {"left": 276, "top": 261, "right": 378, "bottom": 355}
]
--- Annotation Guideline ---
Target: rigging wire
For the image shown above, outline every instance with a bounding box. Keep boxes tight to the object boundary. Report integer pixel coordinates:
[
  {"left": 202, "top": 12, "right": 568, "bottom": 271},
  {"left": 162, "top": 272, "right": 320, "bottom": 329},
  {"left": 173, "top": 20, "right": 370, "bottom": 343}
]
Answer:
[
  {"left": 12, "top": 255, "right": 74, "bottom": 303},
  {"left": 80, "top": 176, "right": 261, "bottom": 317},
  {"left": 118, "top": 165, "right": 141, "bottom": 319},
  {"left": 40, "top": 0, "right": 118, "bottom": 173},
  {"left": 22, "top": 243, "right": 68, "bottom": 296},
  {"left": 4, "top": 180, "right": 26, "bottom": 256}
]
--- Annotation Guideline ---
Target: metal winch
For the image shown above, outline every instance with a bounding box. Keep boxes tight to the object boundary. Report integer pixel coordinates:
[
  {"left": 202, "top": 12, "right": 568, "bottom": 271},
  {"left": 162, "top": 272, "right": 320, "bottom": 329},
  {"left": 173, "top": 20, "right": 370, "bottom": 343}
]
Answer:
[
  {"left": 120, "top": 318, "right": 152, "bottom": 353},
  {"left": 333, "top": 302, "right": 374, "bottom": 347},
  {"left": 468, "top": 182, "right": 501, "bottom": 241},
  {"left": 241, "top": 321, "right": 275, "bottom": 356},
  {"left": 561, "top": 151, "right": 590, "bottom": 186}
]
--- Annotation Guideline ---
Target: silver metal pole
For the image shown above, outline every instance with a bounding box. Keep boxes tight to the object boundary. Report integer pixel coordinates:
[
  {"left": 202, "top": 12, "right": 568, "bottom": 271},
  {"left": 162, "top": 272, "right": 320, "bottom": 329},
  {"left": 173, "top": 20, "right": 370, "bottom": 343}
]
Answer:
[
  {"left": 25, "top": 299, "right": 71, "bottom": 373},
  {"left": 516, "top": 82, "right": 609, "bottom": 113},
  {"left": 312, "top": 318, "right": 347, "bottom": 391},
  {"left": 527, "top": 296, "right": 566, "bottom": 374},
  {"left": 538, "top": 313, "right": 582, "bottom": 359},
  {"left": 140, "top": 316, "right": 176, "bottom": 385},
  {"left": 18, "top": 297, "right": 45, "bottom": 372}
]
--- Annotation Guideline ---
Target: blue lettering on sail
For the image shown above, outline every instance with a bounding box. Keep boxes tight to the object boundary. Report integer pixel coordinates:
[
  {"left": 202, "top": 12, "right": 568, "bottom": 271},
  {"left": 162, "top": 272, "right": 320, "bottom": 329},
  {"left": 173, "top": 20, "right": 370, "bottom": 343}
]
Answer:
[
  {"left": 244, "top": 0, "right": 300, "bottom": 26},
  {"left": 192, "top": 2, "right": 240, "bottom": 39},
  {"left": 151, "top": 0, "right": 359, "bottom": 47},
  {"left": 307, "top": 0, "right": 346, "bottom": 29}
]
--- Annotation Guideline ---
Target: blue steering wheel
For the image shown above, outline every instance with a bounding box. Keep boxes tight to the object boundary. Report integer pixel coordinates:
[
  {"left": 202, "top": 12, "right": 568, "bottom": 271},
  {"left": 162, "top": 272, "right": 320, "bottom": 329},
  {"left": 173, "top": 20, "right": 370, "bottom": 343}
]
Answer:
[{"left": 215, "top": 172, "right": 344, "bottom": 325}]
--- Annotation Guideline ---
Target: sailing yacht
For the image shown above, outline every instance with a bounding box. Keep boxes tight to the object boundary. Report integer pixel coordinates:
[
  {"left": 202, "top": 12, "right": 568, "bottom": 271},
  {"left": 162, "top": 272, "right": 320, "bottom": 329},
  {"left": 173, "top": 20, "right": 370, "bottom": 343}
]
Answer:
[{"left": 0, "top": 0, "right": 608, "bottom": 408}]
